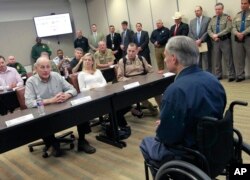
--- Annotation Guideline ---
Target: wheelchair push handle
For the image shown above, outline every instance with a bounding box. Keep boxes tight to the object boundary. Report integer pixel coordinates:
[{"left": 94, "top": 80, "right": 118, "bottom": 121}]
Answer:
[
  {"left": 242, "top": 141, "right": 250, "bottom": 156},
  {"left": 229, "top": 101, "right": 248, "bottom": 112}
]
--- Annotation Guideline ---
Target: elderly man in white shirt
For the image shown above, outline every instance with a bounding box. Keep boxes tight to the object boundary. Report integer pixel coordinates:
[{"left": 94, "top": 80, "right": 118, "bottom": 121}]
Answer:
[{"left": 25, "top": 56, "right": 96, "bottom": 157}]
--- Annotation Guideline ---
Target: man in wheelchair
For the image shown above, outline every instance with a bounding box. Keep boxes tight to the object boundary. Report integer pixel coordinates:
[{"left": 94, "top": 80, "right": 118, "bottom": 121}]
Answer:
[{"left": 140, "top": 36, "right": 227, "bottom": 179}]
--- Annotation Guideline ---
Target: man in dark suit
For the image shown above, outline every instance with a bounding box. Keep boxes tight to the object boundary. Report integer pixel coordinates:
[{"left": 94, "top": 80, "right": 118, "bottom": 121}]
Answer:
[
  {"left": 106, "top": 25, "right": 122, "bottom": 63},
  {"left": 170, "top": 12, "right": 189, "bottom": 37},
  {"left": 189, "top": 6, "right": 212, "bottom": 72},
  {"left": 120, "top": 21, "right": 134, "bottom": 56},
  {"left": 133, "top": 23, "right": 151, "bottom": 64}
]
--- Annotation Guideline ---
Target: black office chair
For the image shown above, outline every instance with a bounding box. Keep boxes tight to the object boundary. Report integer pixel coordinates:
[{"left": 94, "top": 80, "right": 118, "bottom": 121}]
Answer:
[
  {"left": 144, "top": 101, "right": 250, "bottom": 180},
  {"left": 15, "top": 87, "right": 75, "bottom": 158}
]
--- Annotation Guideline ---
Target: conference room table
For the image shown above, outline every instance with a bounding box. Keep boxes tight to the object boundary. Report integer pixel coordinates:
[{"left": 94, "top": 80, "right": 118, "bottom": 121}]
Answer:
[
  {"left": 95, "top": 72, "right": 175, "bottom": 147},
  {"left": 0, "top": 89, "right": 114, "bottom": 154},
  {"left": 0, "top": 72, "right": 175, "bottom": 153},
  {"left": 0, "top": 90, "right": 20, "bottom": 116}
]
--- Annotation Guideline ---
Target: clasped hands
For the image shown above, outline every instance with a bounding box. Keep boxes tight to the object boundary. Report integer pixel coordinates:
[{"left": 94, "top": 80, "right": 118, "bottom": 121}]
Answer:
[{"left": 50, "top": 92, "right": 71, "bottom": 104}]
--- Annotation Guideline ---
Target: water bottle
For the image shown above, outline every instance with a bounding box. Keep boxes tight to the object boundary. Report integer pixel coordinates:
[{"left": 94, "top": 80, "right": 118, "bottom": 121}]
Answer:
[
  {"left": 36, "top": 95, "right": 45, "bottom": 115},
  {"left": 64, "top": 67, "right": 69, "bottom": 79}
]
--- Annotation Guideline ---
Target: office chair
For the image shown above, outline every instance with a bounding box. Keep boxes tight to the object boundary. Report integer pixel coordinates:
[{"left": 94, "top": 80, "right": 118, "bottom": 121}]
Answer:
[
  {"left": 15, "top": 87, "right": 75, "bottom": 158},
  {"left": 144, "top": 101, "right": 250, "bottom": 180}
]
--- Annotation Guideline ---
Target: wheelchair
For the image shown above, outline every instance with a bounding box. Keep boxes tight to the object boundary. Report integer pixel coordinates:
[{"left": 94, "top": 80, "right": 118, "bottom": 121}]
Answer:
[{"left": 144, "top": 101, "right": 250, "bottom": 180}]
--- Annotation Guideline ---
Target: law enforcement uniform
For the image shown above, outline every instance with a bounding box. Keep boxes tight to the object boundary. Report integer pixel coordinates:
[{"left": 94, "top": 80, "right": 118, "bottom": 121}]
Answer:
[
  {"left": 207, "top": 13, "right": 235, "bottom": 80},
  {"left": 117, "top": 56, "right": 159, "bottom": 115},
  {"left": 232, "top": 9, "right": 250, "bottom": 80},
  {"left": 94, "top": 48, "right": 115, "bottom": 66}
]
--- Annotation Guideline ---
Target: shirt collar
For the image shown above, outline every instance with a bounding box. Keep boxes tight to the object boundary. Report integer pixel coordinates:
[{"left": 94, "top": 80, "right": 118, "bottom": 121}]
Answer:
[
  {"left": 175, "top": 65, "right": 201, "bottom": 81},
  {"left": 35, "top": 73, "right": 52, "bottom": 83},
  {"left": 0, "top": 66, "right": 11, "bottom": 73}
]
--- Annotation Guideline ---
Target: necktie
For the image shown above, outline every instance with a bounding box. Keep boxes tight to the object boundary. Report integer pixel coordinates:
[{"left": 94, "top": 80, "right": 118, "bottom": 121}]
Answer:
[
  {"left": 137, "top": 32, "right": 141, "bottom": 43},
  {"left": 94, "top": 32, "right": 97, "bottom": 43},
  {"left": 196, "top": 17, "right": 201, "bottom": 37},
  {"left": 240, "top": 11, "right": 246, "bottom": 32},
  {"left": 122, "top": 31, "right": 126, "bottom": 44},
  {"left": 174, "top": 24, "right": 179, "bottom": 36},
  {"left": 216, "top": 16, "right": 220, "bottom": 33},
  {"left": 111, "top": 33, "right": 114, "bottom": 41}
]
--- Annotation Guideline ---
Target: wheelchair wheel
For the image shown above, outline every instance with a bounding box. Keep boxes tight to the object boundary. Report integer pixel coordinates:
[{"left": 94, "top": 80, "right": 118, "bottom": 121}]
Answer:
[{"left": 155, "top": 160, "right": 211, "bottom": 180}]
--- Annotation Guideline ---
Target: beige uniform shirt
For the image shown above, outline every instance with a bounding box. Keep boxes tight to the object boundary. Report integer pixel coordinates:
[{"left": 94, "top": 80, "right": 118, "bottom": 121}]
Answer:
[
  {"left": 94, "top": 49, "right": 115, "bottom": 65},
  {"left": 232, "top": 9, "right": 250, "bottom": 36},
  {"left": 117, "top": 55, "right": 153, "bottom": 81},
  {"left": 207, "top": 14, "right": 232, "bottom": 37}
]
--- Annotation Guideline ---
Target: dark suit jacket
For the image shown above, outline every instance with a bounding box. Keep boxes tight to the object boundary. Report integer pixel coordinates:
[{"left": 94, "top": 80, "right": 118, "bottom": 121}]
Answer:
[
  {"left": 106, "top": 33, "right": 122, "bottom": 61},
  {"left": 170, "top": 22, "right": 189, "bottom": 37},
  {"left": 133, "top": 30, "right": 151, "bottom": 63},
  {"left": 188, "top": 16, "right": 211, "bottom": 42},
  {"left": 121, "top": 29, "right": 134, "bottom": 53}
]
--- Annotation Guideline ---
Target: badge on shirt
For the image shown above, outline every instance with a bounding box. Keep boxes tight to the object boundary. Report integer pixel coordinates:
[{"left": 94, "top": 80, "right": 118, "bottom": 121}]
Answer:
[
  {"left": 42, "top": 45, "right": 45, "bottom": 48},
  {"left": 17, "top": 65, "right": 20, "bottom": 70}
]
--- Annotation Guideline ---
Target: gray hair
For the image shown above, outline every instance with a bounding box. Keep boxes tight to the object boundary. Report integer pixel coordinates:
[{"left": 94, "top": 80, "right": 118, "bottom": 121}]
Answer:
[
  {"left": 34, "top": 56, "right": 50, "bottom": 67},
  {"left": 165, "top": 36, "right": 199, "bottom": 67}
]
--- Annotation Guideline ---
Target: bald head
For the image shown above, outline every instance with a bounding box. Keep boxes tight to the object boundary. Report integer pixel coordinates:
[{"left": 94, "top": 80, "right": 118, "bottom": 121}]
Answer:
[
  {"left": 35, "top": 57, "right": 51, "bottom": 81},
  {"left": 76, "top": 30, "right": 83, "bottom": 38},
  {"left": 98, "top": 41, "right": 107, "bottom": 52},
  {"left": 156, "top": 19, "right": 163, "bottom": 29},
  {"left": 8, "top": 55, "right": 16, "bottom": 64}
]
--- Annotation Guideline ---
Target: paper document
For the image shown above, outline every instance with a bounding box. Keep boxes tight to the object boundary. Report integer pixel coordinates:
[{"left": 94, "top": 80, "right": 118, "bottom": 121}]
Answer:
[
  {"left": 198, "top": 42, "right": 208, "bottom": 53},
  {"left": 5, "top": 114, "right": 34, "bottom": 127}
]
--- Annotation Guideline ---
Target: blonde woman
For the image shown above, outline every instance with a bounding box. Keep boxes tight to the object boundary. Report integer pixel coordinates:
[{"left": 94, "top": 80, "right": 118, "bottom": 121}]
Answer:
[
  {"left": 78, "top": 53, "right": 107, "bottom": 92},
  {"left": 78, "top": 53, "right": 131, "bottom": 139}
]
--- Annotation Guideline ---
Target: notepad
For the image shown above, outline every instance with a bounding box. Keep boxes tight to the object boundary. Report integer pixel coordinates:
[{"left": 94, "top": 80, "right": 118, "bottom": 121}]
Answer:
[
  {"left": 5, "top": 114, "right": 34, "bottom": 127},
  {"left": 71, "top": 96, "right": 92, "bottom": 106},
  {"left": 163, "top": 72, "right": 175, "bottom": 78},
  {"left": 198, "top": 42, "right": 208, "bottom": 53},
  {"left": 123, "top": 82, "right": 140, "bottom": 90}
]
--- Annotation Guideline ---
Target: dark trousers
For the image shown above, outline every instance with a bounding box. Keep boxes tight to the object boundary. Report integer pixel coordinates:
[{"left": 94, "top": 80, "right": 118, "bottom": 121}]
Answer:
[
  {"left": 116, "top": 106, "right": 131, "bottom": 128},
  {"left": 43, "top": 121, "right": 91, "bottom": 146}
]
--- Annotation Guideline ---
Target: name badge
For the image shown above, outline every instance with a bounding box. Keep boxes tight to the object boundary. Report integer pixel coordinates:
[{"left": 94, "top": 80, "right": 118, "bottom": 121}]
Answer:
[
  {"left": 123, "top": 82, "right": 140, "bottom": 90},
  {"left": 6, "top": 114, "right": 34, "bottom": 127},
  {"left": 163, "top": 72, "right": 175, "bottom": 78},
  {"left": 71, "top": 96, "right": 92, "bottom": 106}
]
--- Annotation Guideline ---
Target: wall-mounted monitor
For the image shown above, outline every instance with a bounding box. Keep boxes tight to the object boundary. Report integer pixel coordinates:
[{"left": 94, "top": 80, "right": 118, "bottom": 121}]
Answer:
[{"left": 34, "top": 13, "right": 73, "bottom": 38}]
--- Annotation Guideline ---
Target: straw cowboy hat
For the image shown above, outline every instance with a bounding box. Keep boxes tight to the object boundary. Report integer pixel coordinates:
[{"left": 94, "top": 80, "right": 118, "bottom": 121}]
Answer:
[{"left": 172, "top": 12, "right": 183, "bottom": 19}]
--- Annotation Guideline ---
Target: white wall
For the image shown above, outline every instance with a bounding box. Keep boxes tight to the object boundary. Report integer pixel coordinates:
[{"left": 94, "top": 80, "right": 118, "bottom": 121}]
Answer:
[
  {"left": 0, "top": 0, "right": 89, "bottom": 69},
  {"left": 105, "top": 0, "right": 129, "bottom": 33}
]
